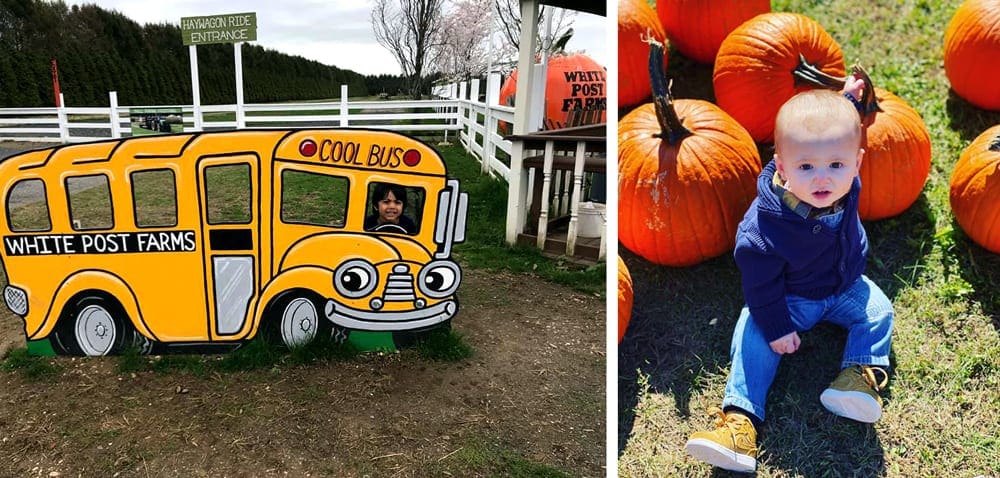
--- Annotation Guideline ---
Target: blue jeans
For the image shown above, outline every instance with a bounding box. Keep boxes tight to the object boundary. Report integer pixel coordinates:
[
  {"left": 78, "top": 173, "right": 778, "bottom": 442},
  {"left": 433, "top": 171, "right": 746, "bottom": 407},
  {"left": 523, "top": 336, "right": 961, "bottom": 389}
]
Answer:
[{"left": 722, "top": 275, "right": 893, "bottom": 422}]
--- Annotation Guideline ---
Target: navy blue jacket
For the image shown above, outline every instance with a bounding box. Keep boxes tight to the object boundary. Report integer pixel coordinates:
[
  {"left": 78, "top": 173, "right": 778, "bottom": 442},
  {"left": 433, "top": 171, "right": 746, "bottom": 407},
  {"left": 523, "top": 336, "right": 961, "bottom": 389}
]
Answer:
[{"left": 734, "top": 160, "right": 868, "bottom": 342}]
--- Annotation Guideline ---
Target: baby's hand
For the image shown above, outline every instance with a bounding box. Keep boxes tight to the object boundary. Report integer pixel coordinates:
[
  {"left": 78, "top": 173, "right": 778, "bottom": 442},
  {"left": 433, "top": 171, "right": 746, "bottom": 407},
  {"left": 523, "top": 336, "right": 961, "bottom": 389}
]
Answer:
[
  {"left": 769, "top": 331, "right": 801, "bottom": 355},
  {"left": 843, "top": 73, "right": 865, "bottom": 100}
]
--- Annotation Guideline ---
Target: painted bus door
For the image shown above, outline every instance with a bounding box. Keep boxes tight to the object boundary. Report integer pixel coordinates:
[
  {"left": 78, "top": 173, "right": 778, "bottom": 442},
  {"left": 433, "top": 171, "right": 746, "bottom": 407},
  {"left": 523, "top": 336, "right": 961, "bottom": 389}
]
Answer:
[{"left": 198, "top": 155, "right": 259, "bottom": 340}]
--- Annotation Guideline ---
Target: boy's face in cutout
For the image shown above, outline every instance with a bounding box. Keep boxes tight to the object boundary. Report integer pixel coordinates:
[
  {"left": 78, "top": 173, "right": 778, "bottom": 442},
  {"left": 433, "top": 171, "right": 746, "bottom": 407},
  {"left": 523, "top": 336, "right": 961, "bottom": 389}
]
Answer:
[
  {"left": 377, "top": 190, "right": 404, "bottom": 223},
  {"left": 775, "top": 127, "right": 864, "bottom": 209}
]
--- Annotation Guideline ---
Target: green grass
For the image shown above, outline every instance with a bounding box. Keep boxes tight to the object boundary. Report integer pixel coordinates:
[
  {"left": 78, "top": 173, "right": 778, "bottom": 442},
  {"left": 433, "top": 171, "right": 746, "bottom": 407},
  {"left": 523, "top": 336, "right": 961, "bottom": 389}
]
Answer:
[
  {"left": 426, "top": 436, "right": 572, "bottom": 477},
  {"left": 414, "top": 328, "right": 474, "bottom": 362},
  {"left": 0, "top": 347, "right": 63, "bottom": 381},
  {"left": 618, "top": 1, "right": 1000, "bottom": 477},
  {"left": 114, "top": 333, "right": 361, "bottom": 376},
  {"left": 441, "top": 144, "right": 606, "bottom": 296}
]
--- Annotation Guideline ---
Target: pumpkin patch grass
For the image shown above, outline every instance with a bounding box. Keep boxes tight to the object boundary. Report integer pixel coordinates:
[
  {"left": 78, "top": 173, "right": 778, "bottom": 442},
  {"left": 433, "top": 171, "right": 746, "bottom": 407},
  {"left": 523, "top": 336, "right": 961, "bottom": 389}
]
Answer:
[{"left": 619, "top": 0, "right": 1000, "bottom": 477}]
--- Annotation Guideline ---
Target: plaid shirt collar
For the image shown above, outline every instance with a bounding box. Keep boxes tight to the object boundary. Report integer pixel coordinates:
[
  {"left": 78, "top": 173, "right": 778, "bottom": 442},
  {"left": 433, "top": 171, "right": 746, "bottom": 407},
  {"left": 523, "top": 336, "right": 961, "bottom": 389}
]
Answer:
[{"left": 771, "top": 171, "right": 844, "bottom": 219}]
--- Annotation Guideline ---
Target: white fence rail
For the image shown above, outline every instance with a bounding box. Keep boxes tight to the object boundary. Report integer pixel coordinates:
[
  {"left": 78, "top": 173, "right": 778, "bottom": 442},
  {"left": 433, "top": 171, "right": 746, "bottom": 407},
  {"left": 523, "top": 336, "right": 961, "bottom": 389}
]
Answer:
[
  {"left": 0, "top": 88, "right": 464, "bottom": 142},
  {"left": 1, "top": 83, "right": 514, "bottom": 184}
]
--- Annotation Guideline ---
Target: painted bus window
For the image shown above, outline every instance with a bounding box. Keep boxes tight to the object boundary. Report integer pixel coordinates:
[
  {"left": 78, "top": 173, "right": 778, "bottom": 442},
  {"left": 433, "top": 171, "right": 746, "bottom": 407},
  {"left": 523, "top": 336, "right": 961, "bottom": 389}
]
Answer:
[
  {"left": 0, "top": 129, "right": 468, "bottom": 356},
  {"left": 131, "top": 169, "right": 178, "bottom": 228},
  {"left": 67, "top": 174, "right": 113, "bottom": 230},
  {"left": 205, "top": 163, "right": 252, "bottom": 224},
  {"left": 7, "top": 179, "right": 51, "bottom": 232},
  {"left": 364, "top": 182, "right": 424, "bottom": 235},
  {"left": 280, "top": 169, "right": 349, "bottom": 227}
]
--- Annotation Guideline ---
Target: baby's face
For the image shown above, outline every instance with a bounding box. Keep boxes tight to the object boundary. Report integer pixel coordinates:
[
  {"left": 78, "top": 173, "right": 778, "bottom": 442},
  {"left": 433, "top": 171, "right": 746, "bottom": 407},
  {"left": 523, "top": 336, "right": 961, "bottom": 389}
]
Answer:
[{"left": 775, "top": 128, "right": 863, "bottom": 209}]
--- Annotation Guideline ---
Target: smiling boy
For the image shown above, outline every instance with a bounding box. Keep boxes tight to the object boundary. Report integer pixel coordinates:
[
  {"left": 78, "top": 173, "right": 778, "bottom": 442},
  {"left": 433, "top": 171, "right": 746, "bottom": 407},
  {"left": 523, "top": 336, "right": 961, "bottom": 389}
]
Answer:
[{"left": 684, "top": 83, "right": 895, "bottom": 473}]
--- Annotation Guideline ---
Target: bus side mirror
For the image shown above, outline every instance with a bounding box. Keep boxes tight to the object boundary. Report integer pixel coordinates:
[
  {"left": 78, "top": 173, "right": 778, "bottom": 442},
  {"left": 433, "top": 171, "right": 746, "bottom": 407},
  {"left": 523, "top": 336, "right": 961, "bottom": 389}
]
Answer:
[
  {"left": 433, "top": 180, "right": 466, "bottom": 259},
  {"left": 454, "top": 192, "right": 467, "bottom": 244}
]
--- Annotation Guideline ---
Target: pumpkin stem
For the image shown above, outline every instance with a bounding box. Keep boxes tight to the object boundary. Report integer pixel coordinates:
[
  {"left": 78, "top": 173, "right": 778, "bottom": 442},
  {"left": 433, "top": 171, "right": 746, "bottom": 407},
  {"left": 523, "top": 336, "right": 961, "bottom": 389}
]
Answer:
[
  {"left": 645, "top": 38, "right": 691, "bottom": 144},
  {"left": 792, "top": 54, "right": 882, "bottom": 116}
]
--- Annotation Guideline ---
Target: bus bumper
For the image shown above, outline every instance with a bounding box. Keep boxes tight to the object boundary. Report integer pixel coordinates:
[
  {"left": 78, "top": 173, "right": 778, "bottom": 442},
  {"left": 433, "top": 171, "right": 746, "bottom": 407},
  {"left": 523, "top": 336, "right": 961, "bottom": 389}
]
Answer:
[{"left": 324, "top": 299, "right": 456, "bottom": 331}]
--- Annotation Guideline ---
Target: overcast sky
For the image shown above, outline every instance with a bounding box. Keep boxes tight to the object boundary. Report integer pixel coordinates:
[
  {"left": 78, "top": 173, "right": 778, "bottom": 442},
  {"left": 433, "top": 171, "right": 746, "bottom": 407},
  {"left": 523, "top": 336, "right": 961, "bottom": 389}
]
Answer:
[{"left": 60, "top": 0, "right": 608, "bottom": 77}]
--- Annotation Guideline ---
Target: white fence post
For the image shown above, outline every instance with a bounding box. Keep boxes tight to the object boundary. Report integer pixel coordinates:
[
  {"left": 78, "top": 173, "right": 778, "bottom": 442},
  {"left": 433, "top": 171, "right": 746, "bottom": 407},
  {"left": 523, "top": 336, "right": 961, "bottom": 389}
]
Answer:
[
  {"left": 469, "top": 79, "right": 480, "bottom": 158},
  {"left": 340, "top": 84, "right": 349, "bottom": 127},
  {"left": 484, "top": 72, "right": 501, "bottom": 176},
  {"left": 458, "top": 82, "right": 469, "bottom": 152},
  {"left": 57, "top": 93, "right": 68, "bottom": 143},
  {"left": 108, "top": 91, "right": 120, "bottom": 138}
]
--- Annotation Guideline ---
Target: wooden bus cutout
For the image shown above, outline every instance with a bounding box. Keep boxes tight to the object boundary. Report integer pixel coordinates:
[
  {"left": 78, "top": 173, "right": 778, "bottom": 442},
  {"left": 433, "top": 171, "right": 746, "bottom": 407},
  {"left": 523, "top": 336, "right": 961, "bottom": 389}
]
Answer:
[{"left": 0, "top": 129, "right": 468, "bottom": 355}]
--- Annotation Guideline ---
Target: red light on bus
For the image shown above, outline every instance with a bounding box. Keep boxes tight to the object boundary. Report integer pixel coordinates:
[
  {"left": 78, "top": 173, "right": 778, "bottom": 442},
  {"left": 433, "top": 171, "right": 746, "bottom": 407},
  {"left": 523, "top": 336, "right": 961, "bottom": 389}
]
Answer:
[
  {"left": 403, "top": 149, "right": 420, "bottom": 166},
  {"left": 299, "top": 139, "right": 317, "bottom": 157}
]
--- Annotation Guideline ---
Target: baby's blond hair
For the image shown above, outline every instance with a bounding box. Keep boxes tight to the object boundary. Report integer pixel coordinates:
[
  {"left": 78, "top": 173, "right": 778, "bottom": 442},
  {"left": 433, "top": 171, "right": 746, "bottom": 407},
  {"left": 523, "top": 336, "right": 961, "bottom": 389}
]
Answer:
[{"left": 774, "top": 89, "right": 862, "bottom": 152}]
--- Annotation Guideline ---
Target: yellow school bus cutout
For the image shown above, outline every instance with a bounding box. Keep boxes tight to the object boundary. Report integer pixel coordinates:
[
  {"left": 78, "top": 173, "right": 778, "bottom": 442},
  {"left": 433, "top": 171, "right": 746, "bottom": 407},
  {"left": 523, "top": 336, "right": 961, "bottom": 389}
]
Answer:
[{"left": 0, "top": 129, "right": 468, "bottom": 355}]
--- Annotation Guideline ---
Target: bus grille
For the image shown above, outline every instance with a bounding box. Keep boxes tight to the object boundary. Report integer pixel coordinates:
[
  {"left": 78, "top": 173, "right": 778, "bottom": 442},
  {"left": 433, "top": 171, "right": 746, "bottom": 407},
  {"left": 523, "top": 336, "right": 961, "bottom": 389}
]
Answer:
[{"left": 383, "top": 264, "right": 416, "bottom": 302}]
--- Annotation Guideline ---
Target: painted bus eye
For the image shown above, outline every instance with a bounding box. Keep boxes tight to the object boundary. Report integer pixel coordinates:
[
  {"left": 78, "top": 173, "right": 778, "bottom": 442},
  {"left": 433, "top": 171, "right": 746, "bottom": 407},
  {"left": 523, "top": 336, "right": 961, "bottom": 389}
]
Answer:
[
  {"left": 334, "top": 260, "right": 378, "bottom": 298},
  {"left": 417, "top": 261, "right": 461, "bottom": 298},
  {"left": 342, "top": 267, "right": 370, "bottom": 291},
  {"left": 424, "top": 268, "right": 454, "bottom": 291}
]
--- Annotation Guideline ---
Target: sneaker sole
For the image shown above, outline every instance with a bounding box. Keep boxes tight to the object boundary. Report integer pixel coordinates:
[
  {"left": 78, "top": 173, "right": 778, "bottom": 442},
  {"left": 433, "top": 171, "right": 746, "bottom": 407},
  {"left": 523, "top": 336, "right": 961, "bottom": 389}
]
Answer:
[
  {"left": 685, "top": 438, "right": 756, "bottom": 473},
  {"left": 820, "top": 389, "right": 882, "bottom": 423}
]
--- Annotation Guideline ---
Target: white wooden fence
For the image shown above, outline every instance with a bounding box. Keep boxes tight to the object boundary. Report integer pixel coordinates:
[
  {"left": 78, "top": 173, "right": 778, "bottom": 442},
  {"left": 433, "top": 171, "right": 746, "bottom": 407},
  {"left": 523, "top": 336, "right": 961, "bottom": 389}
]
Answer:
[
  {"left": 0, "top": 79, "right": 603, "bottom": 260},
  {"left": 1, "top": 82, "right": 514, "bottom": 176},
  {"left": 434, "top": 72, "right": 515, "bottom": 181},
  {"left": 0, "top": 86, "right": 457, "bottom": 139}
]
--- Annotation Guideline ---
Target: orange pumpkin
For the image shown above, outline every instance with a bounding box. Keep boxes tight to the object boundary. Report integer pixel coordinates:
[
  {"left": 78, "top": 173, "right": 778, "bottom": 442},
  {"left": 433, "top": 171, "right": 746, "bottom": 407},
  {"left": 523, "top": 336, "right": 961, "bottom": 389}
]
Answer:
[
  {"left": 619, "top": 41, "right": 761, "bottom": 266},
  {"left": 944, "top": 0, "right": 1000, "bottom": 110},
  {"left": 713, "top": 12, "right": 845, "bottom": 143},
  {"left": 950, "top": 124, "right": 1000, "bottom": 253},
  {"left": 618, "top": 0, "right": 667, "bottom": 109},
  {"left": 498, "top": 52, "right": 607, "bottom": 130},
  {"left": 618, "top": 256, "right": 633, "bottom": 344},
  {"left": 657, "top": 0, "right": 770, "bottom": 64}
]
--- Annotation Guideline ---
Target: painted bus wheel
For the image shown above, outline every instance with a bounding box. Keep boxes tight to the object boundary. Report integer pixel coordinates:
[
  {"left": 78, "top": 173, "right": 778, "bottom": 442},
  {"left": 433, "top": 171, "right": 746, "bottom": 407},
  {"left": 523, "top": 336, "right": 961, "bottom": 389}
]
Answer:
[
  {"left": 53, "top": 296, "right": 133, "bottom": 356},
  {"left": 267, "top": 291, "right": 330, "bottom": 348}
]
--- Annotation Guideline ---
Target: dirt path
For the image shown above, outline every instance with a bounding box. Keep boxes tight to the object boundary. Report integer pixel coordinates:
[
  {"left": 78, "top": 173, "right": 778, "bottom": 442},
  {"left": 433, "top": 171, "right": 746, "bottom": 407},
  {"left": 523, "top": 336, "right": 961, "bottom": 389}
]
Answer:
[{"left": 0, "top": 269, "right": 606, "bottom": 477}]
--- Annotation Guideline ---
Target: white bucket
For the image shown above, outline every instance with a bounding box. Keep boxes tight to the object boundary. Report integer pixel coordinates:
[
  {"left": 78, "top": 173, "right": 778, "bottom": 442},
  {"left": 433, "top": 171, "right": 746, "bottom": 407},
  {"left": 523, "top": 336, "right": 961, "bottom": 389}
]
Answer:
[{"left": 577, "top": 202, "right": 606, "bottom": 238}]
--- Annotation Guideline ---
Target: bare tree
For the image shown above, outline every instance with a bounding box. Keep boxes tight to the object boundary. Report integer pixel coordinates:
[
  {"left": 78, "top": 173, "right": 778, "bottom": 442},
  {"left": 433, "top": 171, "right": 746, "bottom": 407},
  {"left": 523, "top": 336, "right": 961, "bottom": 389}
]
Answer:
[
  {"left": 493, "top": 0, "right": 575, "bottom": 57},
  {"left": 371, "top": 0, "right": 447, "bottom": 99}
]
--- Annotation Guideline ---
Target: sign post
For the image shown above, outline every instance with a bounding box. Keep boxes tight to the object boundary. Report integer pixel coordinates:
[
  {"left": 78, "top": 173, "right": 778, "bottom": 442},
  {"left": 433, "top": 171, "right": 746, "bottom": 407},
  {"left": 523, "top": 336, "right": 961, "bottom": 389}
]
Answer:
[
  {"left": 50, "top": 58, "right": 61, "bottom": 107},
  {"left": 181, "top": 12, "right": 257, "bottom": 131}
]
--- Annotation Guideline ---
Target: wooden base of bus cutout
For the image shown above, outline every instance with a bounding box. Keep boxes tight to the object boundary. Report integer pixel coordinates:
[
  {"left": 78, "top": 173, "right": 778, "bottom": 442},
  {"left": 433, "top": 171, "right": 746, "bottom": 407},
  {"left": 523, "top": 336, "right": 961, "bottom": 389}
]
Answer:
[{"left": 1, "top": 129, "right": 468, "bottom": 356}]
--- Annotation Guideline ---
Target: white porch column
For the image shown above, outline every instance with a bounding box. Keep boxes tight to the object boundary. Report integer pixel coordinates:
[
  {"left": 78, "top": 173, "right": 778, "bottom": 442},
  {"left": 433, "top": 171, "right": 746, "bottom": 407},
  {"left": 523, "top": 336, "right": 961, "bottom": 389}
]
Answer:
[{"left": 504, "top": 0, "right": 541, "bottom": 245}]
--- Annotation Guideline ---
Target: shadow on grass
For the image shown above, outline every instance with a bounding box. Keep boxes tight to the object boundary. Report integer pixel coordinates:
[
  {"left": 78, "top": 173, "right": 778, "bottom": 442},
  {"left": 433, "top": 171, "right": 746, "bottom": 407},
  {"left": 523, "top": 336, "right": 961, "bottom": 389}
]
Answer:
[
  {"left": 949, "top": 222, "right": 1000, "bottom": 332},
  {"left": 944, "top": 92, "right": 1000, "bottom": 142},
  {"left": 862, "top": 193, "right": 938, "bottom": 299},
  {"left": 617, "top": 251, "right": 743, "bottom": 454}
]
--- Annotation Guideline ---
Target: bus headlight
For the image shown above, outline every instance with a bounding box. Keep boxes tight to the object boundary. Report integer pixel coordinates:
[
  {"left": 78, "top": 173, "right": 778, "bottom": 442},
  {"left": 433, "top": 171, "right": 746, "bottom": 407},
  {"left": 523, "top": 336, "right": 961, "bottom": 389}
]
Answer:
[
  {"left": 417, "top": 261, "right": 461, "bottom": 299},
  {"left": 334, "top": 260, "right": 378, "bottom": 298},
  {"left": 3, "top": 285, "right": 28, "bottom": 316}
]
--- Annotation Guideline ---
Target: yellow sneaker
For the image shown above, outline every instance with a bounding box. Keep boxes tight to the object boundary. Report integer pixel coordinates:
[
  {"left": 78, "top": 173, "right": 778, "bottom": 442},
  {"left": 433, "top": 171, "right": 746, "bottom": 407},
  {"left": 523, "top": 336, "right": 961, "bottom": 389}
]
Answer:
[
  {"left": 820, "top": 365, "right": 888, "bottom": 423},
  {"left": 685, "top": 408, "right": 757, "bottom": 473}
]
